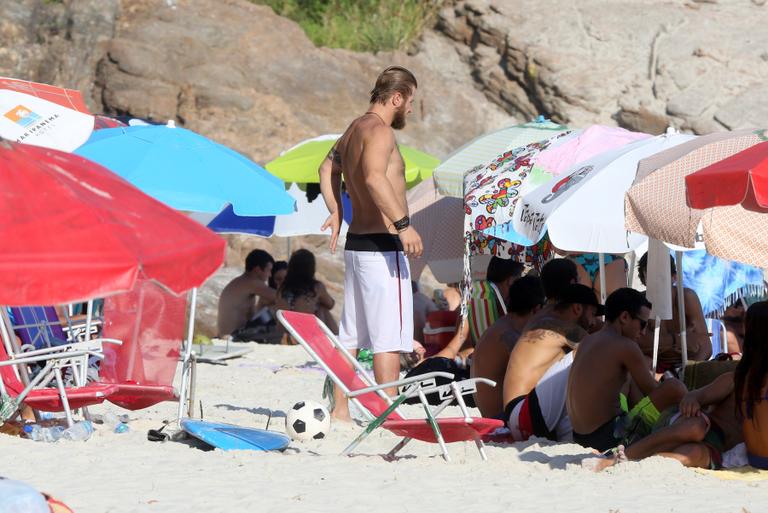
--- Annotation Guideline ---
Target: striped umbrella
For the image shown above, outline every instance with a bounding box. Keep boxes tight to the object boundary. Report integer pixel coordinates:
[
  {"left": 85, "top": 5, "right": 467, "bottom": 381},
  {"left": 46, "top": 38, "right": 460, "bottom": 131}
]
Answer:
[{"left": 434, "top": 118, "right": 568, "bottom": 198}]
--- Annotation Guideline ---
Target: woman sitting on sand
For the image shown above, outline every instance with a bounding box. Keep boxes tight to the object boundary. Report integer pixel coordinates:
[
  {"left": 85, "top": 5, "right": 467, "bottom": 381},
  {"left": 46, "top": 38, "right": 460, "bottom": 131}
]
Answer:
[
  {"left": 735, "top": 301, "right": 768, "bottom": 469},
  {"left": 276, "top": 249, "right": 338, "bottom": 341}
]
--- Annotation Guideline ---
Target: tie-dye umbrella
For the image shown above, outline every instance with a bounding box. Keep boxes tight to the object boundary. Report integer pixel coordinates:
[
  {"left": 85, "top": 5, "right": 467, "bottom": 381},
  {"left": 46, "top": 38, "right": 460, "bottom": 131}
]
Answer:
[{"left": 681, "top": 250, "right": 765, "bottom": 316}]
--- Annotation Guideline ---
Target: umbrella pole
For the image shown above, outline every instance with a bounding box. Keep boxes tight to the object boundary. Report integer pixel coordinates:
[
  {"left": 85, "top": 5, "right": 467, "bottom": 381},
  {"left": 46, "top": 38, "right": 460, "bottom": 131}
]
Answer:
[
  {"left": 627, "top": 251, "right": 636, "bottom": 288},
  {"left": 598, "top": 253, "right": 607, "bottom": 305},
  {"left": 652, "top": 315, "right": 661, "bottom": 373},
  {"left": 286, "top": 237, "right": 291, "bottom": 259},
  {"left": 177, "top": 287, "right": 197, "bottom": 427},
  {"left": 675, "top": 251, "right": 688, "bottom": 380}
]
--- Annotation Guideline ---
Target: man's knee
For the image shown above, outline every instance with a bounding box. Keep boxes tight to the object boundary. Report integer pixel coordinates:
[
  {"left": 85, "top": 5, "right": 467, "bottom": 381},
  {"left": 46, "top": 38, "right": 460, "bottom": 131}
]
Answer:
[{"left": 671, "top": 416, "right": 708, "bottom": 443}]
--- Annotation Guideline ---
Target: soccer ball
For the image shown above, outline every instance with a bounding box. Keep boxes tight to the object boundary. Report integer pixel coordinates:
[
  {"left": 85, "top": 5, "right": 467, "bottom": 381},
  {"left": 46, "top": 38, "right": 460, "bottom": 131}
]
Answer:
[{"left": 285, "top": 400, "right": 331, "bottom": 441}]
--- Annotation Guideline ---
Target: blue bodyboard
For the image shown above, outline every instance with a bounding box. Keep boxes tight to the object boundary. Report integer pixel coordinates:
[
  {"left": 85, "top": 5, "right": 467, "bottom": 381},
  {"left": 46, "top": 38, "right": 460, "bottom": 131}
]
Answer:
[{"left": 181, "top": 419, "right": 290, "bottom": 452}]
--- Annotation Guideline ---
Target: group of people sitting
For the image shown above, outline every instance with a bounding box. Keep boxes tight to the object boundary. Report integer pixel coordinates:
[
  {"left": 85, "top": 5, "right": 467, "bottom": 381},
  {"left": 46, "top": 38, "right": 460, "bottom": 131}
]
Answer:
[
  {"left": 217, "top": 248, "right": 337, "bottom": 344},
  {"left": 406, "top": 254, "right": 767, "bottom": 471}
]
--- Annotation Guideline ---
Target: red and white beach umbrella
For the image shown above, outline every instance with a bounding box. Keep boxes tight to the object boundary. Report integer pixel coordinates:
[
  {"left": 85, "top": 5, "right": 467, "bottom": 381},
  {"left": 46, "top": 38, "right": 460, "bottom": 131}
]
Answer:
[
  {"left": 0, "top": 139, "right": 225, "bottom": 306},
  {"left": 0, "top": 77, "right": 94, "bottom": 151}
]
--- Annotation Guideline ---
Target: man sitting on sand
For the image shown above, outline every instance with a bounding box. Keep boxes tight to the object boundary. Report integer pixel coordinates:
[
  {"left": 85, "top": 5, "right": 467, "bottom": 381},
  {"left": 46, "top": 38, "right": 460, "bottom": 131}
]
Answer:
[
  {"left": 586, "top": 371, "right": 742, "bottom": 471},
  {"left": 503, "top": 284, "right": 600, "bottom": 426},
  {"left": 217, "top": 249, "right": 277, "bottom": 340},
  {"left": 568, "top": 288, "right": 688, "bottom": 452},
  {"left": 471, "top": 275, "right": 546, "bottom": 417},
  {"left": 637, "top": 252, "right": 712, "bottom": 367}
]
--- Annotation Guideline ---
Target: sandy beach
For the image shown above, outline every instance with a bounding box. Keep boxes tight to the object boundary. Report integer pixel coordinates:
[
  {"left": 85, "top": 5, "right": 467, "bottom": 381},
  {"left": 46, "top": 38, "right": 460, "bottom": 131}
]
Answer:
[{"left": 3, "top": 342, "right": 766, "bottom": 513}]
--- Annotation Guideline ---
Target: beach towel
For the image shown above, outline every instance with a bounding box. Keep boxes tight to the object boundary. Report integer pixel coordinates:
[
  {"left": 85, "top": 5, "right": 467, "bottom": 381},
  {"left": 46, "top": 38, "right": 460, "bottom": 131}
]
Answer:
[{"left": 681, "top": 250, "right": 766, "bottom": 316}]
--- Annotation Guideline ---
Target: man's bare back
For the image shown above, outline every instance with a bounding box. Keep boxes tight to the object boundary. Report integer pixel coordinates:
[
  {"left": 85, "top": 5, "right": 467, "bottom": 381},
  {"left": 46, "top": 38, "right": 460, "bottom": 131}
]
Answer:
[
  {"left": 502, "top": 315, "right": 586, "bottom": 405},
  {"left": 471, "top": 316, "right": 522, "bottom": 417},
  {"left": 334, "top": 115, "right": 408, "bottom": 235},
  {"left": 217, "top": 274, "right": 275, "bottom": 336}
]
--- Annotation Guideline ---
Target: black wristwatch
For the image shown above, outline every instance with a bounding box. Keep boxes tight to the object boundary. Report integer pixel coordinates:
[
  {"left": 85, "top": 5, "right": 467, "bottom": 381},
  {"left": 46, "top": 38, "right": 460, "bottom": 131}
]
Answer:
[{"left": 394, "top": 215, "right": 410, "bottom": 232}]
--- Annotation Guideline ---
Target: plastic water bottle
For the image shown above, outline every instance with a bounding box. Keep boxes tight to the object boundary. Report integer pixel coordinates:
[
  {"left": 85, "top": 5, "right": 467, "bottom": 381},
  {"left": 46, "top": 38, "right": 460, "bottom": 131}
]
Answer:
[
  {"left": 61, "top": 420, "right": 94, "bottom": 441},
  {"left": 23, "top": 424, "right": 65, "bottom": 442},
  {"left": 103, "top": 412, "right": 129, "bottom": 434}
]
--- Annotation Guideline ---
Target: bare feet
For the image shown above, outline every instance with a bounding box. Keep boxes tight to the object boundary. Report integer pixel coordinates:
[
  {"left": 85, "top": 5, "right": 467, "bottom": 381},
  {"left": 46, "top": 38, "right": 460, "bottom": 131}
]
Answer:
[{"left": 582, "top": 445, "right": 627, "bottom": 472}]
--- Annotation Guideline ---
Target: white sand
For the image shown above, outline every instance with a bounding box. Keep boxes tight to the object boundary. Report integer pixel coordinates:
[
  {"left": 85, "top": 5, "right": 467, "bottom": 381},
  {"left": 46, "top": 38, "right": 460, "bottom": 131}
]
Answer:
[{"left": 3, "top": 343, "right": 766, "bottom": 513}]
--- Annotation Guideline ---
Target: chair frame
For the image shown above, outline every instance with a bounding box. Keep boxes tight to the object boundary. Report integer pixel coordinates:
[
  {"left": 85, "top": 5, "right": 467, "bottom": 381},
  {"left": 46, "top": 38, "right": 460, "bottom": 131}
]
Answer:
[{"left": 277, "top": 309, "right": 499, "bottom": 462}]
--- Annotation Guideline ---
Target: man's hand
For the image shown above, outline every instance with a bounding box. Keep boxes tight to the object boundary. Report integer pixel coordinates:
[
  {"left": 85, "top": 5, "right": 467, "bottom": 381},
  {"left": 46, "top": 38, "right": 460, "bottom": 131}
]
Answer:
[
  {"left": 321, "top": 211, "right": 342, "bottom": 253},
  {"left": 679, "top": 392, "right": 701, "bottom": 418},
  {"left": 398, "top": 226, "right": 423, "bottom": 258}
]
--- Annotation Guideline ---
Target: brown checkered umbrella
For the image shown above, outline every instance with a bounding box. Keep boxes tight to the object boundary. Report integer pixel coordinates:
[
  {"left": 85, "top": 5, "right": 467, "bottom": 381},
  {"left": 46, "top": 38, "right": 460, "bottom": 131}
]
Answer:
[{"left": 625, "top": 129, "right": 768, "bottom": 267}]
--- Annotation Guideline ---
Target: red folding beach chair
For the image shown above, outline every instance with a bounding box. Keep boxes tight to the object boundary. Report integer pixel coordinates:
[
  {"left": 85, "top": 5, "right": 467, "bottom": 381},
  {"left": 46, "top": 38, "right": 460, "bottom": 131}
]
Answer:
[
  {"left": 277, "top": 310, "right": 504, "bottom": 461},
  {"left": 0, "top": 335, "right": 118, "bottom": 426},
  {"left": 99, "top": 280, "right": 185, "bottom": 410}
]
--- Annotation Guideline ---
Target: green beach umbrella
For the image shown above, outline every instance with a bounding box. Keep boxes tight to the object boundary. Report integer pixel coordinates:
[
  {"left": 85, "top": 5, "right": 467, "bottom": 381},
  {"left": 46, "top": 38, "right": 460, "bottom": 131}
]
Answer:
[{"left": 266, "top": 134, "right": 438, "bottom": 186}]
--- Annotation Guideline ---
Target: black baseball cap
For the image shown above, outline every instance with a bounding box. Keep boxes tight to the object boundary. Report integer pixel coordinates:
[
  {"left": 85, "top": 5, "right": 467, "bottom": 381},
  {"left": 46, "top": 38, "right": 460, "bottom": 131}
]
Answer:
[{"left": 556, "top": 284, "right": 605, "bottom": 316}]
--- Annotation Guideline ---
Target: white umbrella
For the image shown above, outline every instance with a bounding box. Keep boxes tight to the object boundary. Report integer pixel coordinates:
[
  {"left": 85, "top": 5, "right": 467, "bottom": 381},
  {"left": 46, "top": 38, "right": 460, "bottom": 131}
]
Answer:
[{"left": 511, "top": 131, "right": 697, "bottom": 254}]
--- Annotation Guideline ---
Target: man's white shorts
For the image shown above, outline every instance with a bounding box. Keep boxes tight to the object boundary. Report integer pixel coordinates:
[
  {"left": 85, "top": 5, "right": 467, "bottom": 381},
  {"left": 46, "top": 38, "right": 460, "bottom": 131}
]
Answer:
[{"left": 339, "top": 246, "right": 414, "bottom": 354}]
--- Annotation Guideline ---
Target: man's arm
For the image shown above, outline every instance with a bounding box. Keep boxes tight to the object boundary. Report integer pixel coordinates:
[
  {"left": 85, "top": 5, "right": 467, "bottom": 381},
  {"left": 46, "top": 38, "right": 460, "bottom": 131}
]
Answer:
[
  {"left": 319, "top": 145, "right": 344, "bottom": 253},
  {"left": 680, "top": 371, "right": 734, "bottom": 417},
  {"left": 622, "top": 341, "right": 660, "bottom": 396},
  {"left": 252, "top": 280, "right": 276, "bottom": 304},
  {"left": 683, "top": 288, "right": 711, "bottom": 359}
]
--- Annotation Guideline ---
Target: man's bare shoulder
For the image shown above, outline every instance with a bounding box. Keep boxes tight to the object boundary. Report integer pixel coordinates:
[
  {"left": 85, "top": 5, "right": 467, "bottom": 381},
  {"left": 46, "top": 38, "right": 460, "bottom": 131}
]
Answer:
[{"left": 523, "top": 316, "right": 587, "bottom": 343}]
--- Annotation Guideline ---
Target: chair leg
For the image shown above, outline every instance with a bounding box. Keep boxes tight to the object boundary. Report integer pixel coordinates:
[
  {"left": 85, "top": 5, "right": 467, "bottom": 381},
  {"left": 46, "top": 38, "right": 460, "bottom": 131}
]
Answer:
[
  {"left": 418, "top": 390, "right": 450, "bottom": 462},
  {"left": 386, "top": 437, "right": 413, "bottom": 460},
  {"left": 474, "top": 435, "right": 488, "bottom": 461},
  {"left": 342, "top": 394, "right": 408, "bottom": 456},
  {"left": 53, "top": 368, "right": 74, "bottom": 428}
]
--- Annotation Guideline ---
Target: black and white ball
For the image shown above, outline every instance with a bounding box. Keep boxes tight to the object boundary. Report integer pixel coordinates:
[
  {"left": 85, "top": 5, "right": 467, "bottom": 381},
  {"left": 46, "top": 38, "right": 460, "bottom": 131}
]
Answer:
[{"left": 286, "top": 400, "right": 330, "bottom": 441}]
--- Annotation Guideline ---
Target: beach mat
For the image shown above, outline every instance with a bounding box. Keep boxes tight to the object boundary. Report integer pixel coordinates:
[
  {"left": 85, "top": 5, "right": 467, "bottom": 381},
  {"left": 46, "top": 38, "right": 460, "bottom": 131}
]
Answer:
[
  {"left": 192, "top": 344, "right": 252, "bottom": 363},
  {"left": 694, "top": 466, "right": 768, "bottom": 481}
]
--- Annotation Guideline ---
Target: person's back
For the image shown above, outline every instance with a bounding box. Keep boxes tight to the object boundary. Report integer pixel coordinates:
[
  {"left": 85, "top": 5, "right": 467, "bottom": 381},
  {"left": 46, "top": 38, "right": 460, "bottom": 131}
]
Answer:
[
  {"left": 502, "top": 284, "right": 599, "bottom": 407},
  {"left": 337, "top": 115, "right": 407, "bottom": 235},
  {"left": 472, "top": 317, "right": 522, "bottom": 417},
  {"left": 217, "top": 249, "right": 275, "bottom": 337}
]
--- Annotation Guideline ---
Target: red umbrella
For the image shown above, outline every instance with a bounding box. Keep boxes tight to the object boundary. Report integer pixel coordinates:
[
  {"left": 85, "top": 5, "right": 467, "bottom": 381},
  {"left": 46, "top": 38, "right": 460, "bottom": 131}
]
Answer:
[
  {"left": 685, "top": 140, "right": 768, "bottom": 212},
  {"left": 0, "top": 139, "right": 225, "bottom": 305}
]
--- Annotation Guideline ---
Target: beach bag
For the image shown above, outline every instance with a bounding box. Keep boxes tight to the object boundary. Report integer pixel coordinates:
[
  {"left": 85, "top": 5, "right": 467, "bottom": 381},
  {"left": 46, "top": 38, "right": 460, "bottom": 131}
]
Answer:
[{"left": 402, "top": 357, "right": 475, "bottom": 407}]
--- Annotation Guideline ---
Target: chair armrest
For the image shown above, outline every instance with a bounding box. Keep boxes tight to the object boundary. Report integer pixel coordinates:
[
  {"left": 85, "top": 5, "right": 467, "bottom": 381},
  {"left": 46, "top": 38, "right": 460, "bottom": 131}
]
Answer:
[
  {"left": 0, "top": 349, "right": 94, "bottom": 367},
  {"left": 17, "top": 338, "right": 122, "bottom": 358},
  {"left": 346, "top": 371, "right": 455, "bottom": 398}
]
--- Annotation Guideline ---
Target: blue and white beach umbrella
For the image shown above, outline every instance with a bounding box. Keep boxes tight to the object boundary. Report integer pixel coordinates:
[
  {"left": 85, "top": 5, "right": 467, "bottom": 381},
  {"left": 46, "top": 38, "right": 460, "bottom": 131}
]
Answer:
[{"left": 75, "top": 122, "right": 295, "bottom": 216}]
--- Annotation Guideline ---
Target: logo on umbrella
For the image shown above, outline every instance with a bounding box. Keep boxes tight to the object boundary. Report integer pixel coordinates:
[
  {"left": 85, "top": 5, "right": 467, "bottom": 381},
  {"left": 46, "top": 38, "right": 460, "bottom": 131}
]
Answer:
[
  {"left": 541, "top": 165, "right": 594, "bottom": 204},
  {"left": 4, "top": 105, "right": 41, "bottom": 127}
]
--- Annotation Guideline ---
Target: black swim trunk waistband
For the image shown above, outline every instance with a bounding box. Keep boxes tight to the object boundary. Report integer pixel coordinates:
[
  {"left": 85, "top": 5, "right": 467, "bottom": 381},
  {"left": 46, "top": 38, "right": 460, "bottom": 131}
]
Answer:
[
  {"left": 345, "top": 233, "right": 403, "bottom": 252},
  {"left": 503, "top": 395, "right": 526, "bottom": 421}
]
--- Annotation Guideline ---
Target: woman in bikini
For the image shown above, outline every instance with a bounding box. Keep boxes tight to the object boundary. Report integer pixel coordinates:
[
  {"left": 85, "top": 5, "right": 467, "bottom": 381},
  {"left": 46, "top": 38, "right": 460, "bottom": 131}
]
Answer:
[
  {"left": 566, "top": 252, "right": 628, "bottom": 300},
  {"left": 735, "top": 301, "right": 768, "bottom": 469},
  {"left": 276, "top": 249, "right": 338, "bottom": 343}
]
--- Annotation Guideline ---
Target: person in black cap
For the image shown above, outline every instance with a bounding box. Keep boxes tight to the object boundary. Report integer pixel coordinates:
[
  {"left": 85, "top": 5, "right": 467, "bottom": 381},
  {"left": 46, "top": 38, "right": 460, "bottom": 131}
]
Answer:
[
  {"left": 567, "top": 287, "right": 687, "bottom": 454},
  {"left": 502, "top": 283, "right": 602, "bottom": 424}
]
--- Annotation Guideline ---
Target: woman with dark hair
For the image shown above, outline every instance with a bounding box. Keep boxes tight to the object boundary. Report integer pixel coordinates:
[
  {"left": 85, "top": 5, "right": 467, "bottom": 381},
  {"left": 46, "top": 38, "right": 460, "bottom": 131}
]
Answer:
[
  {"left": 268, "top": 260, "right": 288, "bottom": 290},
  {"left": 276, "top": 249, "right": 338, "bottom": 338},
  {"left": 735, "top": 301, "right": 768, "bottom": 469}
]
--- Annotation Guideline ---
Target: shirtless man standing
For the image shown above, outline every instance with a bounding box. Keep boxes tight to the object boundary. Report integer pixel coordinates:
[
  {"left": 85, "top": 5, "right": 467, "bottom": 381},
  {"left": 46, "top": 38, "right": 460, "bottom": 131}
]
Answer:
[
  {"left": 318, "top": 66, "right": 423, "bottom": 420},
  {"left": 568, "top": 288, "right": 687, "bottom": 452},
  {"left": 217, "top": 249, "right": 276, "bottom": 338},
  {"left": 471, "top": 275, "right": 545, "bottom": 417},
  {"left": 503, "top": 284, "right": 600, "bottom": 425}
]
